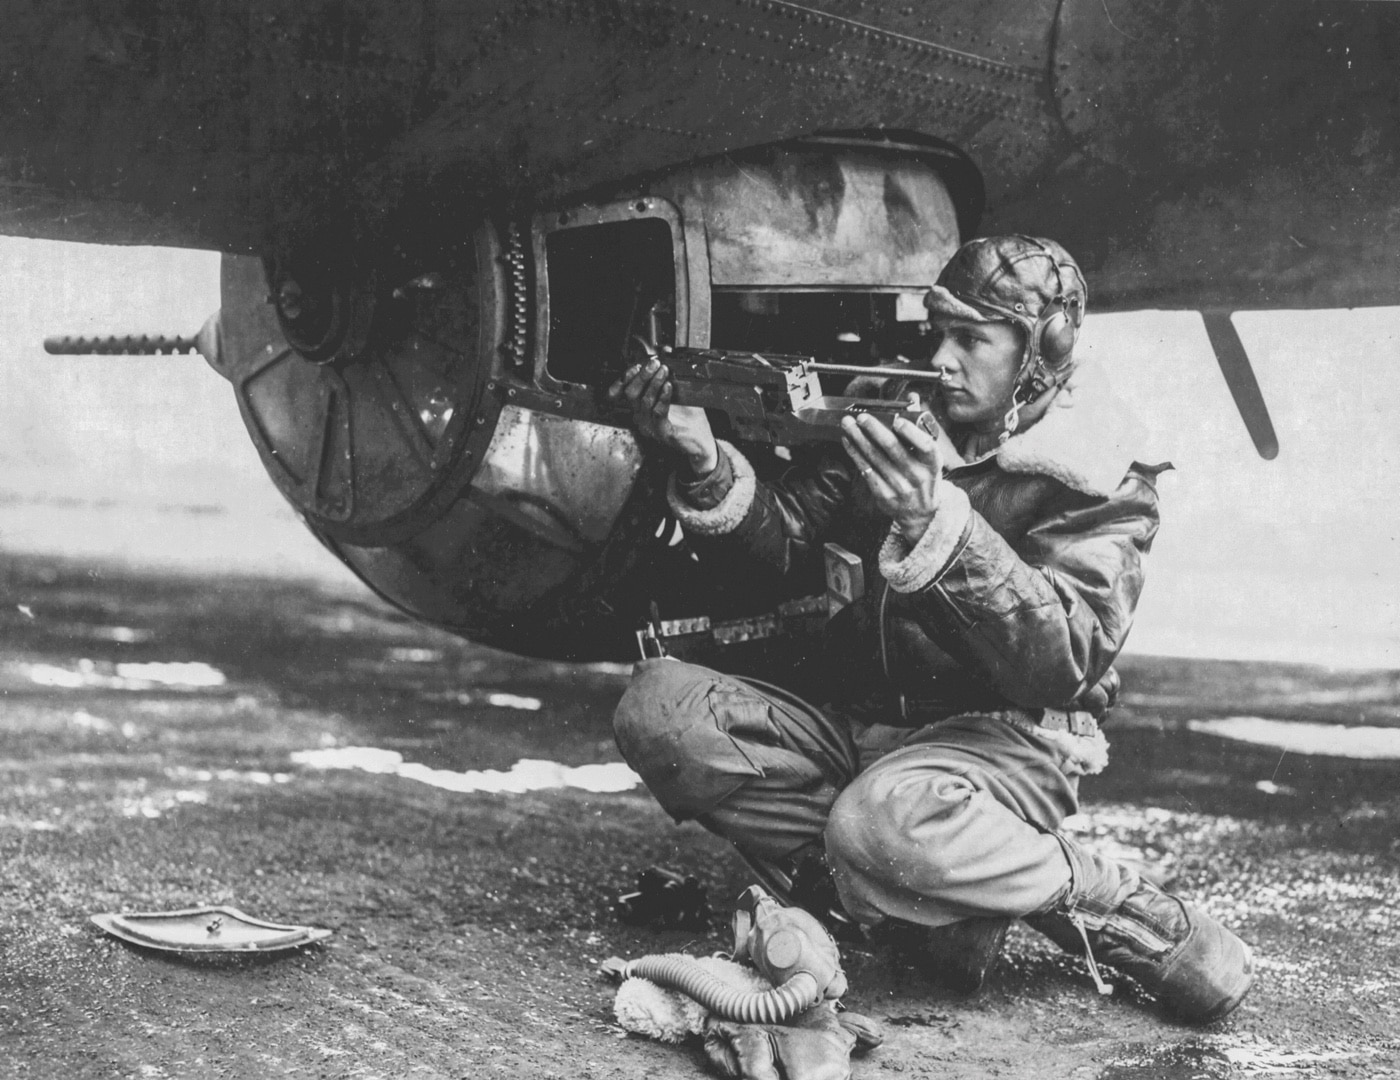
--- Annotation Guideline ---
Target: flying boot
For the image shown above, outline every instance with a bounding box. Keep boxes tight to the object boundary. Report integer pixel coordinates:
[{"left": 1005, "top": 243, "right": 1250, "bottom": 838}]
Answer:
[
  {"left": 1024, "top": 833, "right": 1254, "bottom": 1023},
  {"left": 913, "top": 916, "right": 1014, "bottom": 993},
  {"left": 788, "top": 849, "right": 866, "bottom": 943},
  {"left": 868, "top": 915, "right": 1013, "bottom": 994},
  {"left": 736, "top": 845, "right": 866, "bottom": 944}
]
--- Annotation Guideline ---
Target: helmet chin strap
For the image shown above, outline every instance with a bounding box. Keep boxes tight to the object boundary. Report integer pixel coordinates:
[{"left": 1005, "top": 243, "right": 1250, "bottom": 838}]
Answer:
[
  {"left": 999, "top": 350, "right": 1066, "bottom": 445},
  {"left": 998, "top": 397, "right": 1022, "bottom": 445},
  {"left": 997, "top": 332, "right": 1042, "bottom": 444}
]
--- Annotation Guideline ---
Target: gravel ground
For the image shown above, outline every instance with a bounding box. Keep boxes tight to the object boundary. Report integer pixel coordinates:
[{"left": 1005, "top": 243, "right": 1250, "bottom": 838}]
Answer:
[{"left": 1, "top": 555, "right": 1398, "bottom": 1080}]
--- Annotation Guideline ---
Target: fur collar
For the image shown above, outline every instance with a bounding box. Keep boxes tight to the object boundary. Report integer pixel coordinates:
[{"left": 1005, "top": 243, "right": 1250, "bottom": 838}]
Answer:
[{"left": 986, "top": 358, "right": 1154, "bottom": 497}]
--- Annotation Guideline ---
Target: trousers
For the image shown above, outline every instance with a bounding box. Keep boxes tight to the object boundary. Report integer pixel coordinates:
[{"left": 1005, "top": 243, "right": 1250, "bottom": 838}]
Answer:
[{"left": 613, "top": 658, "right": 1083, "bottom": 927}]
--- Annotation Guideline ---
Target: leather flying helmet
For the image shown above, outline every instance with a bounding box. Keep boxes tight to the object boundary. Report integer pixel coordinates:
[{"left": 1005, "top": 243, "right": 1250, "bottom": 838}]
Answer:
[{"left": 925, "top": 235, "right": 1088, "bottom": 407}]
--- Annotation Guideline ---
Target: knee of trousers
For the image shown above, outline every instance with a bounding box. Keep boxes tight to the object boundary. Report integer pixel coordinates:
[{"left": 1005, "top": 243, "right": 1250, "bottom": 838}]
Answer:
[
  {"left": 823, "top": 756, "right": 978, "bottom": 906},
  {"left": 612, "top": 659, "right": 761, "bottom": 822}
]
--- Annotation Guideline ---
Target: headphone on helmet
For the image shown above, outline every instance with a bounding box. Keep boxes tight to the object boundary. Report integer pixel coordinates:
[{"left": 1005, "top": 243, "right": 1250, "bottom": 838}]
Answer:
[{"left": 1010, "top": 237, "right": 1086, "bottom": 407}]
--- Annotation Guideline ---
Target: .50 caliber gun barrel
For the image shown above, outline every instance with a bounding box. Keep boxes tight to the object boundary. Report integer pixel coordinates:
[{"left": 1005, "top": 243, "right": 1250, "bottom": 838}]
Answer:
[{"left": 43, "top": 334, "right": 199, "bottom": 356}]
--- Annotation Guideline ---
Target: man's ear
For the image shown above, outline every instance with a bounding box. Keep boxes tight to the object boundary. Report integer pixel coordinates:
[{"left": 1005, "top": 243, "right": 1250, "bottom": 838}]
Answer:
[{"left": 1006, "top": 320, "right": 1029, "bottom": 358}]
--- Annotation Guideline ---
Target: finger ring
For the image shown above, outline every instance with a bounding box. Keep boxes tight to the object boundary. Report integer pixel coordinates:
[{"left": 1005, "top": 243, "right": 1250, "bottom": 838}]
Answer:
[{"left": 860, "top": 467, "right": 873, "bottom": 476}]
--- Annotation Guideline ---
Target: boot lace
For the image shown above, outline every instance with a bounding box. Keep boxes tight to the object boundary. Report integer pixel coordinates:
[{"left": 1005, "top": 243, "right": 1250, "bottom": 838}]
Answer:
[{"left": 1070, "top": 914, "right": 1115, "bottom": 997}]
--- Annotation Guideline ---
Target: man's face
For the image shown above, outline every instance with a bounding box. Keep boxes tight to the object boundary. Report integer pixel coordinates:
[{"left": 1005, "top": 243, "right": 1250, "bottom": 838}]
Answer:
[{"left": 929, "top": 318, "right": 1025, "bottom": 430}]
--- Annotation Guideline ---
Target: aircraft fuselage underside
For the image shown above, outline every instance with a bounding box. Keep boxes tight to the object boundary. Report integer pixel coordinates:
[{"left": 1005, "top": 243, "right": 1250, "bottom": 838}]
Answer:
[{"left": 207, "top": 136, "right": 966, "bottom": 661}]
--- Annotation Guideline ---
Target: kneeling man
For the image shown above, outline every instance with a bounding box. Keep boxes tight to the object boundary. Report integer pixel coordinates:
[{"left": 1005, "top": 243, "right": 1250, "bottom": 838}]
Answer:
[{"left": 609, "top": 235, "right": 1253, "bottom": 1023}]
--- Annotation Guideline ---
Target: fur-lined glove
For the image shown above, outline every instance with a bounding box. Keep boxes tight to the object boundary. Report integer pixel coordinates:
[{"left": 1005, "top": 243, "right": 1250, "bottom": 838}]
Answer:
[{"left": 703, "top": 1002, "right": 883, "bottom": 1080}]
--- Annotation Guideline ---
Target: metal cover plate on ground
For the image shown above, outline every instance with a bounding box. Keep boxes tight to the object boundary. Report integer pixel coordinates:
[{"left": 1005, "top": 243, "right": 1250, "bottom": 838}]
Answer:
[{"left": 90, "top": 905, "right": 332, "bottom": 953}]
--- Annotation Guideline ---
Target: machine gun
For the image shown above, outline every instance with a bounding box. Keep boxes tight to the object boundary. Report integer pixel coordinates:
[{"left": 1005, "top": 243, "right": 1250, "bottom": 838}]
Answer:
[{"left": 641, "top": 344, "right": 952, "bottom": 446}]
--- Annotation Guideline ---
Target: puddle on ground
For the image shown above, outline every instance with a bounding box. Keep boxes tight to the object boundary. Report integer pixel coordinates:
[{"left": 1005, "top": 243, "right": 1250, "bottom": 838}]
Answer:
[
  {"left": 69, "top": 710, "right": 139, "bottom": 738},
  {"left": 1188, "top": 716, "right": 1400, "bottom": 759},
  {"left": 481, "top": 692, "right": 542, "bottom": 711},
  {"left": 1101, "top": 1036, "right": 1371, "bottom": 1079},
  {"left": 385, "top": 647, "right": 442, "bottom": 663},
  {"left": 421, "top": 689, "right": 544, "bottom": 711},
  {"left": 121, "top": 788, "right": 209, "bottom": 819},
  {"left": 581, "top": 661, "right": 633, "bottom": 676},
  {"left": 0, "top": 816, "right": 61, "bottom": 832},
  {"left": 26, "top": 660, "right": 226, "bottom": 691},
  {"left": 1100, "top": 1040, "right": 1231, "bottom": 1080},
  {"left": 289, "top": 746, "right": 641, "bottom": 794},
  {"left": 163, "top": 765, "right": 293, "bottom": 786},
  {"left": 1060, "top": 804, "right": 1232, "bottom": 888},
  {"left": 35, "top": 623, "right": 157, "bottom": 644},
  {"left": 882, "top": 1013, "right": 954, "bottom": 1029}
]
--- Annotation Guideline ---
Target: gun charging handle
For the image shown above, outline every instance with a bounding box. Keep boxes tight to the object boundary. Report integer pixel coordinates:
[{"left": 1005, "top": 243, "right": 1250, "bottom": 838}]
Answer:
[{"left": 802, "top": 360, "right": 954, "bottom": 385}]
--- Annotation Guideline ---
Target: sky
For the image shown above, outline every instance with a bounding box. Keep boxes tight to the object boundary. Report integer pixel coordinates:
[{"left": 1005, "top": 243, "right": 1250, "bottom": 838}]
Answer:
[
  {"left": 0, "top": 236, "right": 1396, "bottom": 668},
  {"left": 1080, "top": 307, "right": 1400, "bottom": 668},
  {"left": 0, "top": 238, "right": 339, "bottom": 581}
]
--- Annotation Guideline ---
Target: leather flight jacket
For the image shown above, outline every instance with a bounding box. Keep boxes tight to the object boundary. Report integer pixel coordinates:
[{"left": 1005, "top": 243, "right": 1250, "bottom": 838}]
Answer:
[{"left": 671, "top": 395, "right": 1165, "bottom": 728}]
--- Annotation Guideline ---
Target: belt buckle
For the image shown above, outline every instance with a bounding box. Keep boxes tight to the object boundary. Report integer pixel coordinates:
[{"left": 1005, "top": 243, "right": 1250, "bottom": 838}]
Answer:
[
  {"left": 1057, "top": 710, "right": 1096, "bottom": 737},
  {"left": 1039, "top": 708, "right": 1095, "bottom": 736}
]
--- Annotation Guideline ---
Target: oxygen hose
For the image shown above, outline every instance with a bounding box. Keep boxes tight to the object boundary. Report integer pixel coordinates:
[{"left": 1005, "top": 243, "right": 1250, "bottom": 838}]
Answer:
[{"left": 610, "top": 954, "right": 822, "bottom": 1024}]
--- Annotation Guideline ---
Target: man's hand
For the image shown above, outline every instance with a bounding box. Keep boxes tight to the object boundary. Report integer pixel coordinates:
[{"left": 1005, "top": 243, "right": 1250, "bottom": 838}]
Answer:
[
  {"left": 607, "top": 353, "right": 719, "bottom": 476},
  {"left": 841, "top": 412, "right": 945, "bottom": 546}
]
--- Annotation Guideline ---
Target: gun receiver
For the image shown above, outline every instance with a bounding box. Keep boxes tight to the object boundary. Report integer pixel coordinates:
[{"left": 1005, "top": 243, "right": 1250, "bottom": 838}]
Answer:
[{"left": 656, "top": 346, "right": 950, "bottom": 445}]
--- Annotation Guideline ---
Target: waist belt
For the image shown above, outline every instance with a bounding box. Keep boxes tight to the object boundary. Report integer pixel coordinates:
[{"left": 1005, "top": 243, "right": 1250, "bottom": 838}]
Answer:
[
  {"left": 990, "top": 707, "right": 1100, "bottom": 739},
  {"left": 895, "top": 698, "right": 1100, "bottom": 737}
]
